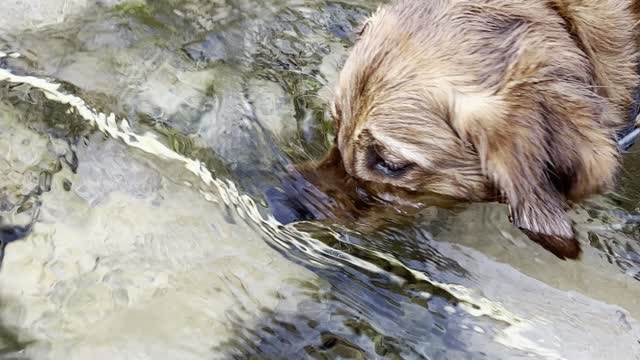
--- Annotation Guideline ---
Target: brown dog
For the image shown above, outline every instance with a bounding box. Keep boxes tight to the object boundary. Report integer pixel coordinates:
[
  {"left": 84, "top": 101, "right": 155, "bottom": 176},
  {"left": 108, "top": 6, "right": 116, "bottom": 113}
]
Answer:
[{"left": 274, "top": 0, "right": 640, "bottom": 260}]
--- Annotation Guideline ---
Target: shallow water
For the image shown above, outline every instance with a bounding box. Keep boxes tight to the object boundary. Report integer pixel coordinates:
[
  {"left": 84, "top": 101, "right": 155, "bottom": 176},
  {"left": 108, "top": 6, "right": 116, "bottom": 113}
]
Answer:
[{"left": 1, "top": 1, "right": 640, "bottom": 359}]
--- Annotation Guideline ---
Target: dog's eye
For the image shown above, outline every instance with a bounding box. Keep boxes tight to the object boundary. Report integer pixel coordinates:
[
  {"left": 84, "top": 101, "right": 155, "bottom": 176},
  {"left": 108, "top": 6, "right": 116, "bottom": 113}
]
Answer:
[
  {"left": 375, "top": 157, "right": 413, "bottom": 177},
  {"left": 367, "top": 145, "right": 413, "bottom": 177},
  {"left": 379, "top": 160, "right": 409, "bottom": 172}
]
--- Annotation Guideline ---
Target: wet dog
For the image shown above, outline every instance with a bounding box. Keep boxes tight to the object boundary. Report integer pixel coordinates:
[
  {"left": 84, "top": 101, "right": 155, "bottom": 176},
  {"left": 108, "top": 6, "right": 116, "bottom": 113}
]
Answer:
[{"left": 267, "top": 0, "right": 640, "bottom": 260}]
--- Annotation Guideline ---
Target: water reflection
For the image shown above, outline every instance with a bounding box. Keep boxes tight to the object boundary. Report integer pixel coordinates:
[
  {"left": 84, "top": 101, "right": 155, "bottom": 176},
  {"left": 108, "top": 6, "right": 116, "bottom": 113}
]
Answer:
[{"left": 0, "top": 1, "right": 640, "bottom": 359}]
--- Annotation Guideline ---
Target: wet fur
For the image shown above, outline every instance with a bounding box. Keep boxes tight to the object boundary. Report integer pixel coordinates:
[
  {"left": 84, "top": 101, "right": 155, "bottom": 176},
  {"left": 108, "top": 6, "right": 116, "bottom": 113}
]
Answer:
[{"left": 297, "top": 0, "right": 640, "bottom": 259}]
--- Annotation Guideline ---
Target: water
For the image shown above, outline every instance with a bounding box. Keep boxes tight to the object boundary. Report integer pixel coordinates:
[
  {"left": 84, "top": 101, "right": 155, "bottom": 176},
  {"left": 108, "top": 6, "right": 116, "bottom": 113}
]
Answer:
[{"left": 1, "top": 1, "right": 640, "bottom": 359}]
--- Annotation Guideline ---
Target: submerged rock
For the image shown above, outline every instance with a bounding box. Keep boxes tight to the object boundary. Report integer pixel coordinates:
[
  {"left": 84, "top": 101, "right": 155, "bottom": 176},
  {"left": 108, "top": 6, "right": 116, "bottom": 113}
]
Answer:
[
  {"left": 247, "top": 78, "right": 297, "bottom": 139},
  {"left": 74, "top": 134, "right": 162, "bottom": 207}
]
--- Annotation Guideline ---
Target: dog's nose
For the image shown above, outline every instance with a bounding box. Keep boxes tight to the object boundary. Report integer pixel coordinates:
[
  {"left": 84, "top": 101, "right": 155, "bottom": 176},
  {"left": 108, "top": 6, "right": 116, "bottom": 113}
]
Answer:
[
  {"left": 263, "top": 175, "right": 334, "bottom": 225},
  {"left": 264, "top": 186, "right": 319, "bottom": 224}
]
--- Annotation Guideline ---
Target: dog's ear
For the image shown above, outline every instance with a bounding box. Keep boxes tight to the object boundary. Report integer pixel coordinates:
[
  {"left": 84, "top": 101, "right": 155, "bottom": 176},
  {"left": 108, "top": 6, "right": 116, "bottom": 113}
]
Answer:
[
  {"left": 482, "top": 136, "right": 580, "bottom": 260},
  {"left": 506, "top": 195, "right": 580, "bottom": 260},
  {"left": 454, "top": 94, "right": 581, "bottom": 260}
]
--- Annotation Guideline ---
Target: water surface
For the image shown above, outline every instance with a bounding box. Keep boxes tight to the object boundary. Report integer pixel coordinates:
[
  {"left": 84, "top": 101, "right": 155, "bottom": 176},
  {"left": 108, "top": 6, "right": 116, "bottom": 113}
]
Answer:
[{"left": 1, "top": 1, "right": 640, "bottom": 359}]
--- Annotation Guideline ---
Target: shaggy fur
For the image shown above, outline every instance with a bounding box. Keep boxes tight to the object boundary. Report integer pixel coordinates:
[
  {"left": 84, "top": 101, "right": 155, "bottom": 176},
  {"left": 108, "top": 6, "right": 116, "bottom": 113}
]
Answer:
[{"left": 298, "top": 0, "right": 640, "bottom": 259}]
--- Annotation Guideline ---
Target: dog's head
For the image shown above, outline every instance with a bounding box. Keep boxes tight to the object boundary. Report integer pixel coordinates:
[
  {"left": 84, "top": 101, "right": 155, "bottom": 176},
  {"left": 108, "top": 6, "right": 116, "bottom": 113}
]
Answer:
[{"left": 271, "top": 0, "right": 639, "bottom": 260}]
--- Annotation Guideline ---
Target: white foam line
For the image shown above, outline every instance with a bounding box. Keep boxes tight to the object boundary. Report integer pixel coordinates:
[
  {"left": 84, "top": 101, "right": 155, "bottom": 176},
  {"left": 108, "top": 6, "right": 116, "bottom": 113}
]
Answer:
[
  {"left": 0, "top": 65, "right": 562, "bottom": 358},
  {"left": 0, "top": 52, "right": 21, "bottom": 59}
]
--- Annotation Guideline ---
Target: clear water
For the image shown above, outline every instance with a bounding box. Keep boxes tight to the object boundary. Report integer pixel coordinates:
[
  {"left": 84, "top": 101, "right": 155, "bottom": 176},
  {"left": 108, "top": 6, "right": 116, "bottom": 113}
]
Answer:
[{"left": 1, "top": 1, "right": 640, "bottom": 359}]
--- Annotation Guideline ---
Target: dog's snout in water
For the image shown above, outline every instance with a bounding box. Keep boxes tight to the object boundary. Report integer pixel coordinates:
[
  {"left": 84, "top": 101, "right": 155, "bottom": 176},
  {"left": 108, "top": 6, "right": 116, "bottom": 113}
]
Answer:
[
  {"left": 264, "top": 186, "right": 319, "bottom": 224},
  {"left": 263, "top": 174, "right": 337, "bottom": 225}
]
